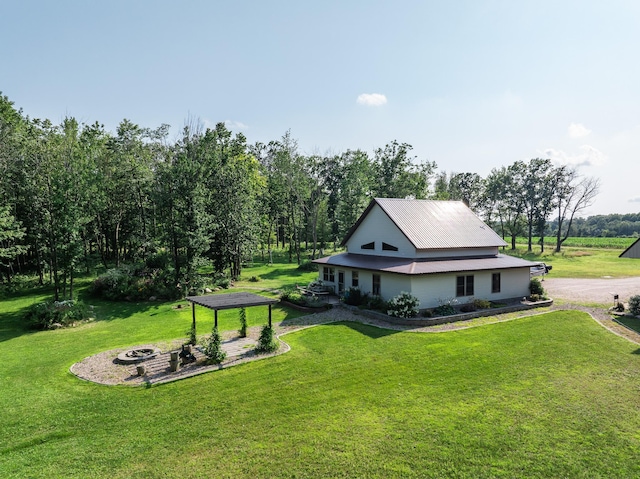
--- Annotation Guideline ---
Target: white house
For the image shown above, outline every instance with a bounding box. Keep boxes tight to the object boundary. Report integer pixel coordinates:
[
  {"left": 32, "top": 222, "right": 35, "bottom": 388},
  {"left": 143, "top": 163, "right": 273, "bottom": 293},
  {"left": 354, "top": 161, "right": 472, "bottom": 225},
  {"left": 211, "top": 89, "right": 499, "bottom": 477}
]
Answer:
[{"left": 313, "top": 198, "right": 536, "bottom": 309}]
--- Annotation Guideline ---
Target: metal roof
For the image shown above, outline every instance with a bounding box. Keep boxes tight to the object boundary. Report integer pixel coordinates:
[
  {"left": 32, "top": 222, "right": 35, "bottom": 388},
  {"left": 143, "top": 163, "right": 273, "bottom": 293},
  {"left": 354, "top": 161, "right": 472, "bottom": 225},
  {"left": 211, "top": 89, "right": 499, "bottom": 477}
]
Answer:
[
  {"left": 313, "top": 253, "right": 536, "bottom": 275},
  {"left": 186, "top": 292, "right": 278, "bottom": 310},
  {"left": 342, "top": 198, "right": 507, "bottom": 250}
]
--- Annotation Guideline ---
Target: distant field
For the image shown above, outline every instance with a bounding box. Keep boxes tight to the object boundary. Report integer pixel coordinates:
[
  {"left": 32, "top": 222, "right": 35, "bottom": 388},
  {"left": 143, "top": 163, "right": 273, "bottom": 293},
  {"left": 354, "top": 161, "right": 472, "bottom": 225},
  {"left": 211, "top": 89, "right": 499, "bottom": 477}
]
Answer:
[
  {"left": 504, "top": 245, "right": 640, "bottom": 278},
  {"left": 516, "top": 236, "right": 637, "bottom": 249}
]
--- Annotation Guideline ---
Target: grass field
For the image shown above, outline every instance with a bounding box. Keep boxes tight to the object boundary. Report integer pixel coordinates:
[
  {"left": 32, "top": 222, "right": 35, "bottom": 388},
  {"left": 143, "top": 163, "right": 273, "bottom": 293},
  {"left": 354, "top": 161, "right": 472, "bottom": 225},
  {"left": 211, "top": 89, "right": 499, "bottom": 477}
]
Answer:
[
  {"left": 2, "top": 249, "right": 640, "bottom": 477},
  {"left": 504, "top": 245, "right": 640, "bottom": 278}
]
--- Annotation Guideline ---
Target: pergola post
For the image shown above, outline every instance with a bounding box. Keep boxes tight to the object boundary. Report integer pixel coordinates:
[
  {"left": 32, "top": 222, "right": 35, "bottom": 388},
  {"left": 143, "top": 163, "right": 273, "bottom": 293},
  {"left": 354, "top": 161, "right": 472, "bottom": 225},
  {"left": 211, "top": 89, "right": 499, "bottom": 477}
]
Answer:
[
  {"left": 214, "top": 309, "right": 218, "bottom": 329},
  {"left": 268, "top": 304, "right": 272, "bottom": 327},
  {"left": 191, "top": 302, "right": 196, "bottom": 337}
]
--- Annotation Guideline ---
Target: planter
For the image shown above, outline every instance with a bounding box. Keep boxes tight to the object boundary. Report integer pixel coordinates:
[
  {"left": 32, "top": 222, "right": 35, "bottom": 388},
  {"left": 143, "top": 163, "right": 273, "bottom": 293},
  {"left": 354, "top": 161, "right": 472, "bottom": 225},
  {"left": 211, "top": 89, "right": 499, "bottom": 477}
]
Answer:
[
  {"left": 169, "top": 358, "right": 180, "bottom": 372},
  {"left": 136, "top": 365, "right": 146, "bottom": 376}
]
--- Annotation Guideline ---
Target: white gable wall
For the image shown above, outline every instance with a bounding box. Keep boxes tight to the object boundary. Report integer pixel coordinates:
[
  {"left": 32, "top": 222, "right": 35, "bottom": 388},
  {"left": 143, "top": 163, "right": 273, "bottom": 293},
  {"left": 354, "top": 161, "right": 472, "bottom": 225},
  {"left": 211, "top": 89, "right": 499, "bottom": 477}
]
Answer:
[
  {"left": 345, "top": 204, "right": 415, "bottom": 257},
  {"left": 414, "top": 246, "right": 500, "bottom": 259}
]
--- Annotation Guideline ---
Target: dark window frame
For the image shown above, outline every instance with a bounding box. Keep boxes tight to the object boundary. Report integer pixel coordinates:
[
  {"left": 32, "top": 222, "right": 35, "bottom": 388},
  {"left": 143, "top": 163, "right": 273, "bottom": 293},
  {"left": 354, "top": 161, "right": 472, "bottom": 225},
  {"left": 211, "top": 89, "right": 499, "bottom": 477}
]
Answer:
[
  {"left": 361, "top": 241, "right": 375, "bottom": 250},
  {"left": 323, "top": 266, "right": 335, "bottom": 283},
  {"left": 351, "top": 270, "right": 359, "bottom": 288},
  {"left": 456, "top": 275, "right": 475, "bottom": 297},
  {"left": 492, "top": 273, "right": 501, "bottom": 293}
]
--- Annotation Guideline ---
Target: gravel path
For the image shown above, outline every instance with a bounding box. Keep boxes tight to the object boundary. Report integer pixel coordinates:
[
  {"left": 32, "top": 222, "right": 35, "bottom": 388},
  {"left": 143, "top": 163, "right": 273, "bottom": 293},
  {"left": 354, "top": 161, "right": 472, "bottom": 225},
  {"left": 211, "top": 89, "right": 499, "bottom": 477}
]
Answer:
[{"left": 542, "top": 276, "right": 640, "bottom": 305}]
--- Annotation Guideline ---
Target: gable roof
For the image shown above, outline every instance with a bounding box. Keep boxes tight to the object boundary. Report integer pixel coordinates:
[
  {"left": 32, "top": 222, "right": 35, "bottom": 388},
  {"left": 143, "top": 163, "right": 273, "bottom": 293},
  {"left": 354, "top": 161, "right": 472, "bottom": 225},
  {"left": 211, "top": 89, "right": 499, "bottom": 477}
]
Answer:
[{"left": 342, "top": 198, "right": 507, "bottom": 250}]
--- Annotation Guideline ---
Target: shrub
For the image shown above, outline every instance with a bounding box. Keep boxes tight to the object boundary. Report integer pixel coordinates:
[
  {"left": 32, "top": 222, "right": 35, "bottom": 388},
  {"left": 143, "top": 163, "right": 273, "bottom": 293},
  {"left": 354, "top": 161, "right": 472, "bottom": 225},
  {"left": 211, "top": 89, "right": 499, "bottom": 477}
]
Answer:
[
  {"left": 614, "top": 302, "right": 625, "bottom": 312},
  {"left": 187, "top": 324, "right": 197, "bottom": 345},
  {"left": 473, "top": 299, "right": 492, "bottom": 310},
  {"left": 433, "top": 304, "right": 456, "bottom": 316},
  {"left": 297, "top": 260, "right": 318, "bottom": 272},
  {"left": 367, "top": 295, "right": 388, "bottom": 312},
  {"left": 248, "top": 276, "right": 261, "bottom": 282},
  {"left": 201, "top": 326, "right": 226, "bottom": 364},
  {"left": 24, "top": 300, "right": 91, "bottom": 330},
  {"left": 422, "top": 310, "right": 434, "bottom": 318},
  {"left": 387, "top": 291, "right": 419, "bottom": 318},
  {"left": 91, "top": 263, "right": 184, "bottom": 301},
  {"left": 460, "top": 302, "right": 477, "bottom": 313},
  {"left": 433, "top": 298, "right": 457, "bottom": 316},
  {"left": 343, "top": 287, "right": 368, "bottom": 306},
  {"left": 255, "top": 325, "right": 278, "bottom": 353},
  {"left": 529, "top": 293, "right": 541, "bottom": 302},
  {"left": 629, "top": 295, "right": 640, "bottom": 316},
  {"left": 280, "top": 288, "right": 306, "bottom": 306},
  {"left": 530, "top": 278, "right": 545, "bottom": 296},
  {"left": 238, "top": 307, "right": 247, "bottom": 337}
]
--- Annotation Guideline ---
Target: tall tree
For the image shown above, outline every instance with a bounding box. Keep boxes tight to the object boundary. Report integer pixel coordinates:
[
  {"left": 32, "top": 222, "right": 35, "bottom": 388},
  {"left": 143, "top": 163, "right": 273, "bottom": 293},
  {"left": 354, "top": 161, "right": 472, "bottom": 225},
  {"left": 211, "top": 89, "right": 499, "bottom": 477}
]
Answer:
[{"left": 554, "top": 169, "right": 600, "bottom": 252}]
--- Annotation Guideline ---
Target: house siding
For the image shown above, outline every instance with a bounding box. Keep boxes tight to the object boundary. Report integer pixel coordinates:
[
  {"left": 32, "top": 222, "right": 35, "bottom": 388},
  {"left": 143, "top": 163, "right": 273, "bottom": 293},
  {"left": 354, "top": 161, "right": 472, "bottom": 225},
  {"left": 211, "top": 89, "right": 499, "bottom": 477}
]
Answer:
[
  {"left": 408, "top": 268, "right": 531, "bottom": 309},
  {"left": 346, "top": 204, "right": 415, "bottom": 257}
]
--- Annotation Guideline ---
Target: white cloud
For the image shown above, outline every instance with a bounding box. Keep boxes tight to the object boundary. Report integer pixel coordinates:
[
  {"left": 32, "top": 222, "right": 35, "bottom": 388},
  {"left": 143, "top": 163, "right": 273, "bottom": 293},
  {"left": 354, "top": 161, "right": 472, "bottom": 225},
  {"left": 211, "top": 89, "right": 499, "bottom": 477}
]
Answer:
[
  {"left": 224, "top": 120, "right": 248, "bottom": 130},
  {"left": 542, "top": 145, "right": 606, "bottom": 167},
  {"left": 356, "top": 93, "right": 387, "bottom": 106},
  {"left": 568, "top": 123, "right": 591, "bottom": 138},
  {"left": 629, "top": 197, "right": 640, "bottom": 203}
]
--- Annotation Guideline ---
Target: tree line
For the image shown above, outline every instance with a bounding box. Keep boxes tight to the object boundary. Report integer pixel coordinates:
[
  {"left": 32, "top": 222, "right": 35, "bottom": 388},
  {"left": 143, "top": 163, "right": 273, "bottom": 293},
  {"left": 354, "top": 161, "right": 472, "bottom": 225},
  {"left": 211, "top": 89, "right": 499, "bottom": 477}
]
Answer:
[{"left": 0, "top": 92, "right": 601, "bottom": 298}]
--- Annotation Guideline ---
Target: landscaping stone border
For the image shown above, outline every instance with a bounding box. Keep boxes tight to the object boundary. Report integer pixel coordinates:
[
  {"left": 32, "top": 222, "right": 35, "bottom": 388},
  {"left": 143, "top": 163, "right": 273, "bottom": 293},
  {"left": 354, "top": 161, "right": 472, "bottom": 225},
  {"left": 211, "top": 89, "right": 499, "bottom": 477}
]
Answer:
[{"left": 340, "top": 298, "right": 554, "bottom": 326}]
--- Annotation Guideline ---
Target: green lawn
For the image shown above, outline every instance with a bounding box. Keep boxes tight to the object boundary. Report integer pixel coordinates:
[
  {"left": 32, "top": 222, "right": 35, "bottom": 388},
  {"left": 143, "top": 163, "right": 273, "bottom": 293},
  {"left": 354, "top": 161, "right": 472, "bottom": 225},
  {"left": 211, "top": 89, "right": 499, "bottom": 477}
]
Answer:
[
  {"left": 504, "top": 245, "right": 640, "bottom": 278},
  {"left": 2, "top": 292, "right": 640, "bottom": 476},
  {"left": 2, "top": 251, "right": 640, "bottom": 477}
]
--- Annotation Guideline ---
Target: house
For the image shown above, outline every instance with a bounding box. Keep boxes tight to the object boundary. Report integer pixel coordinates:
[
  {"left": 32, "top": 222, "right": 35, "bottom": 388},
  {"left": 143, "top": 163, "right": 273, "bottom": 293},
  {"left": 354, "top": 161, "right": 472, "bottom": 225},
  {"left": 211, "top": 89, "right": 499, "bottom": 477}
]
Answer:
[
  {"left": 313, "top": 198, "right": 537, "bottom": 309},
  {"left": 619, "top": 237, "right": 640, "bottom": 259}
]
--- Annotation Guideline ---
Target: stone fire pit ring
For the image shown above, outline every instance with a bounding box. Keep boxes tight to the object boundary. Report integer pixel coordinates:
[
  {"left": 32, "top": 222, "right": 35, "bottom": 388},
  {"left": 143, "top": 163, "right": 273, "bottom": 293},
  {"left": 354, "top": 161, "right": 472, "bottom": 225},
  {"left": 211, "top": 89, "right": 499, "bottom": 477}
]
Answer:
[{"left": 116, "top": 347, "right": 161, "bottom": 364}]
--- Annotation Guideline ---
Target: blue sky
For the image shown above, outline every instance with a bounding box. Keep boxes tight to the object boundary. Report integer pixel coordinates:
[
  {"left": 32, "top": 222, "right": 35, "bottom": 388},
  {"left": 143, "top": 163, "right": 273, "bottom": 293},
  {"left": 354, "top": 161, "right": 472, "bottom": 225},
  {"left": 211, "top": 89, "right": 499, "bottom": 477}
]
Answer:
[{"left": 2, "top": 0, "right": 639, "bottom": 216}]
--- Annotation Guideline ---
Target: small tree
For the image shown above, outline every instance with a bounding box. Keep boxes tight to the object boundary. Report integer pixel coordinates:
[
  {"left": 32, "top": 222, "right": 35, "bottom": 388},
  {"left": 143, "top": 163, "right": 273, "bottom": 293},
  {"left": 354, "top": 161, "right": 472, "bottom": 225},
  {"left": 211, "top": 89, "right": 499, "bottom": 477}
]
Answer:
[
  {"left": 201, "top": 326, "right": 226, "bottom": 364},
  {"left": 238, "top": 307, "right": 247, "bottom": 337},
  {"left": 255, "top": 325, "right": 278, "bottom": 353},
  {"left": 529, "top": 278, "right": 545, "bottom": 297},
  {"left": 629, "top": 295, "right": 640, "bottom": 316}
]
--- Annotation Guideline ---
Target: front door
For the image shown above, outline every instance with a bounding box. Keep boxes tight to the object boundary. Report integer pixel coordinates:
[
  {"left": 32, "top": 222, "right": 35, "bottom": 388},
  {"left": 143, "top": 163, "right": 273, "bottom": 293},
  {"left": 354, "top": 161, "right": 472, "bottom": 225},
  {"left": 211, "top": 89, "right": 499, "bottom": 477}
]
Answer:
[{"left": 338, "top": 271, "right": 345, "bottom": 293}]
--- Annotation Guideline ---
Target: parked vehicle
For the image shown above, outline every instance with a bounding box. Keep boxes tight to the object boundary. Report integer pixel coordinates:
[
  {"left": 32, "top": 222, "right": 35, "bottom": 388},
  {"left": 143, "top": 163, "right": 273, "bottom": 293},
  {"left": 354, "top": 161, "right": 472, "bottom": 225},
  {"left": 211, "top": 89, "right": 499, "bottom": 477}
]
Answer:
[{"left": 530, "top": 263, "right": 552, "bottom": 277}]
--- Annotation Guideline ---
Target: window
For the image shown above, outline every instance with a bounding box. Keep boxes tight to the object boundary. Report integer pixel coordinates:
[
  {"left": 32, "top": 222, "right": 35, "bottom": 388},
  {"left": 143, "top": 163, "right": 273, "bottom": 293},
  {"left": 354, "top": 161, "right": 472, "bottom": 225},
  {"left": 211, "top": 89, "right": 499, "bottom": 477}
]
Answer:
[
  {"left": 351, "top": 271, "right": 359, "bottom": 288},
  {"left": 323, "top": 267, "right": 335, "bottom": 283},
  {"left": 361, "top": 241, "right": 375, "bottom": 250},
  {"left": 382, "top": 242, "right": 398, "bottom": 251},
  {"left": 372, "top": 274, "right": 381, "bottom": 296},
  {"left": 492, "top": 273, "right": 501, "bottom": 293},
  {"left": 456, "top": 275, "right": 474, "bottom": 297}
]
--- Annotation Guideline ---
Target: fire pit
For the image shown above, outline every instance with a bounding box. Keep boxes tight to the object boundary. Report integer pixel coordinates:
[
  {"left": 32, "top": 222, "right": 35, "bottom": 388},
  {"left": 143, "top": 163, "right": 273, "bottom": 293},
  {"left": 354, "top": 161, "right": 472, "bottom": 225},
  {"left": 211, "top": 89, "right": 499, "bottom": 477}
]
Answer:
[{"left": 116, "top": 347, "right": 161, "bottom": 364}]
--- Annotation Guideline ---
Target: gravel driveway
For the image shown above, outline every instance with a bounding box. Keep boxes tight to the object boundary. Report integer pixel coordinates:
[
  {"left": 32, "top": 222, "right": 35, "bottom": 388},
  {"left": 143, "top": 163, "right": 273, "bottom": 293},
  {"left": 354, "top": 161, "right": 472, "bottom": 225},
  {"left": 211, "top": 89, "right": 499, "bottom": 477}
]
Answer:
[{"left": 543, "top": 276, "right": 640, "bottom": 305}]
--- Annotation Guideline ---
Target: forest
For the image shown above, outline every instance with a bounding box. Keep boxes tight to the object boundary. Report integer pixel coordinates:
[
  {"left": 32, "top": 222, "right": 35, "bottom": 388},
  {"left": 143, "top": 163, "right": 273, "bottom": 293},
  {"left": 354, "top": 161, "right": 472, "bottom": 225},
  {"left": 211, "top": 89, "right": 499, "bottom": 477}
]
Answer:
[{"left": 0, "top": 92, "right": 623, "bottom": 299}]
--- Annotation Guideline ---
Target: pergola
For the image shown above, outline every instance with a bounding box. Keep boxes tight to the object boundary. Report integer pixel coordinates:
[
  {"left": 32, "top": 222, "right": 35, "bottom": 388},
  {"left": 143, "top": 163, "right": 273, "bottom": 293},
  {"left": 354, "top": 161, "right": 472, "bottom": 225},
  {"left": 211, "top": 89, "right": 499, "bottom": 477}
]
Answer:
[{"left": 185, "top": 292, "right": 279, "bottom": 334}]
